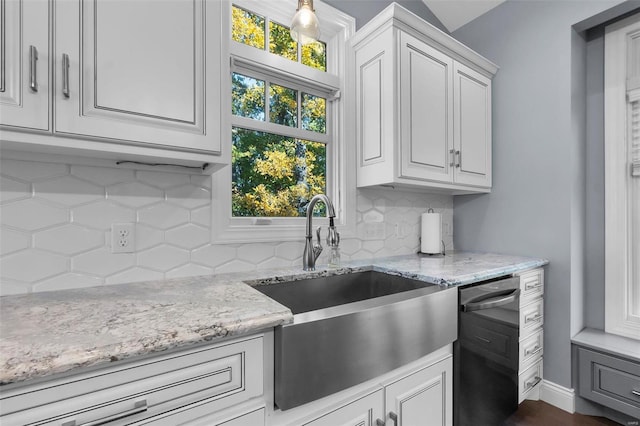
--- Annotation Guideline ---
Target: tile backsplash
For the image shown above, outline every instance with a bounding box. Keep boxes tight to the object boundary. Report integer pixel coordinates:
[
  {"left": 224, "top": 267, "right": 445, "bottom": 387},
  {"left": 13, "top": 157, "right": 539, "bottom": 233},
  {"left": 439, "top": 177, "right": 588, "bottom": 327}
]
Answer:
[{"left": 0, "top": 159, "right": 453, "bottom": 295}]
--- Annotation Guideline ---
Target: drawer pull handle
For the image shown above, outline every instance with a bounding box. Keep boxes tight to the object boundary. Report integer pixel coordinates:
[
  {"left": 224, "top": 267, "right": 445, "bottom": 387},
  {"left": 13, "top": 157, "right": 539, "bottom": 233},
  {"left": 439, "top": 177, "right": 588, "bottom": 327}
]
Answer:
[
  {"left": 29, "top": 45, "right": 38, "bottom": 92},
  {"left": 632, "top": 389, "right": 640, "bottom": 397},
  {"left": 525, "top": 344, "right": 541, "bottom": 356},
  {"left": 62, "top": 53, "right": 70, "bottom": 98},
  {"left": 525, "top": 313, "right": 542, "bottom": 323},
  {"left": 525, "top": 376, "right": 542, "bottom": 391},
  {"left": 525, "top": 282, "right": 543, "bottom": 290},
  {"left": 63, "top": 400, "right": 147, "bottom": 426},
  {"left": 476, "top": 336, "right": 491, "bottom": 344},
  {"left": 389, "top": 411, "right": 398, "bottom": 426}
]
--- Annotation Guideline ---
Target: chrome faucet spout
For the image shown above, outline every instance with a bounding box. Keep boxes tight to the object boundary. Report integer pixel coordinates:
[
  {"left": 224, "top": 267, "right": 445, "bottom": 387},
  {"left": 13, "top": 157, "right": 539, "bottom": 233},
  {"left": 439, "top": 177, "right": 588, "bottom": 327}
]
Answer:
[{"left": 303, "top": 194, "right": 337, "bottom": 271}]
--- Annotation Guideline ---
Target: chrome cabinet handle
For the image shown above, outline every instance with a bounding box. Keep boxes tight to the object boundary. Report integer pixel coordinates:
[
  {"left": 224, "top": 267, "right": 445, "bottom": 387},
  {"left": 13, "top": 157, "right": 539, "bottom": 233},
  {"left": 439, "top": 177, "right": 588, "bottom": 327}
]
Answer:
[
  {"left": 524, "top": 344, "right": 541, "bottom": 356},
  {"left": 376, "top": 419, "right": 385, "bottom": 426},
  {"left": 525, "top": 376, "right": 542, "bottom": 391},
  {"left": 632, "top": 389, "right": 640, "bottom": 397},
  {"left": 62, "top": 53, "right": 70, "bottom": 98},
  {"left": 29, "top": 45, "right": 38, "bottom": 92},
  {"left": 525, "top": 282, "right": 543, "bottom": 290},
  {"left": 389, "top": 411, "right": 398, "bottom": 426},
  {"left": 62, "top": 400, "right": 147, "bottom": 426},
  {"left": 449, "top": 149, "right": 455, "bottom": 167},
  {"left": 455, "top": 150, "right": 461, "bottom": 168},
  {"left": 525, "top": 313, "right": 543, "bottom": 323}
]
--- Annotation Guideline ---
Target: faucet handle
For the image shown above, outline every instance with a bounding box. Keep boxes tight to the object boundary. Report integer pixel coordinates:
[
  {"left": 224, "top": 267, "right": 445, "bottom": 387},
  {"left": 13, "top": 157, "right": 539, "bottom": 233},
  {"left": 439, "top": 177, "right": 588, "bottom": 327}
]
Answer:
[{"left": 316, "top": 226, "right": 322, "bottom": 247}]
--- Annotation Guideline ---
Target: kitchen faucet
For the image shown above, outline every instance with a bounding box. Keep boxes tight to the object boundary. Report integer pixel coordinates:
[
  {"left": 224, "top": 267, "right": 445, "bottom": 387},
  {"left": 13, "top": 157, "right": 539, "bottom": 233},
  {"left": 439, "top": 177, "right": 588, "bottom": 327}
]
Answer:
[{"left": 303, "top": 194, "right": 338, "bottom": 271}]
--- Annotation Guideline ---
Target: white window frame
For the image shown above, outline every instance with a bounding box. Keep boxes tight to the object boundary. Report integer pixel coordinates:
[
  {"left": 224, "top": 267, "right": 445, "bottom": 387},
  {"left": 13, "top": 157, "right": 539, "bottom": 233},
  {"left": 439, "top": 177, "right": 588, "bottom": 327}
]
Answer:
[
  {"left": 604, "top": 13, "right": 640, "bottom": 340},
  {"left": 212, "top": 0, "right": 356, "bottom": 244}
]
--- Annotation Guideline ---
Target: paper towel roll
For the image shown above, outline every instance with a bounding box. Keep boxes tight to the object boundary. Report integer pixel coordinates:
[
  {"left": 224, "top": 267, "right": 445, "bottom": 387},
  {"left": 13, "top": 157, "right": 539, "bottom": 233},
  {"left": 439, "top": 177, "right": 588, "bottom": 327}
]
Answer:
[{"left": 421, "top": 212, "right": 442, "bottom": 254}]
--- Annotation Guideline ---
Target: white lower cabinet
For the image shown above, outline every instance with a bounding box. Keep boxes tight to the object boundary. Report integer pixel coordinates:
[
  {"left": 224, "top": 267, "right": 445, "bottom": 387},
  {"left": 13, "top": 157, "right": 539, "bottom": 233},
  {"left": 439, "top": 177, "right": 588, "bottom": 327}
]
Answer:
[
  {"left": 516, "top": 268, "right": 545, "bottom": 403},
  {"left": 0, "top": 335, "right": 265, "bottom": 426},
  {"left": 385, "top": 358, "right": 452, "bottom": 426},
  {"left": 277, "top": 353, "right": 453, "bottom": 426},
  {"left": 303, "top": 390, "right": 385, "bottom": 426}
]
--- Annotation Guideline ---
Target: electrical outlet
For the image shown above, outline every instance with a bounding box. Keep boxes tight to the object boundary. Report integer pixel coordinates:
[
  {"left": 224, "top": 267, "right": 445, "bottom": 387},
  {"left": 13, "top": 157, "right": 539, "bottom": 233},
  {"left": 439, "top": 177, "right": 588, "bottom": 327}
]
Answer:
[{"left": 111, "top": 223, "right": 135, "bottom": 253}]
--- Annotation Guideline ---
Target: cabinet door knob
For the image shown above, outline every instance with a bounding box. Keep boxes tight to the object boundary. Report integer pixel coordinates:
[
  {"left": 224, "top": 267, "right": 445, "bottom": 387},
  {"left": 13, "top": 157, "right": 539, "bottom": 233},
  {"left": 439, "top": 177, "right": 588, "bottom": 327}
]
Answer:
[
  {"left": 389, "top": 411, "right": 398, "bottom": 426},
  {"left": 62, "top": 53, "right": 70, "bottom": 98},
  {"left": 29, "top": 45, "right": 38, "bottom": 92}
]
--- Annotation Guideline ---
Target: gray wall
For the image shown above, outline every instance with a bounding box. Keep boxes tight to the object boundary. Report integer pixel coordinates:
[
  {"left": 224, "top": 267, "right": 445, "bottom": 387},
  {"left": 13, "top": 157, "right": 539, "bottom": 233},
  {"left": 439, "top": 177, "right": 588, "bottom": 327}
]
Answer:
[
  {"left": 451, "top": 0, "right": 626, "bottom": 389},
  {"left": 324, "top": 0, "right": 448, "bottom": 31},
  {"left": 585, "top": 28, "right": 606, "bottom": 330}
]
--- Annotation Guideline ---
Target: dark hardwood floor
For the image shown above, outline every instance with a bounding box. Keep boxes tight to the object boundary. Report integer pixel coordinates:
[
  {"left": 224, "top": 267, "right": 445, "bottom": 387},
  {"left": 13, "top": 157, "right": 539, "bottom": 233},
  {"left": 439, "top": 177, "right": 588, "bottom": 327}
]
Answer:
[{"left": 505, "top": 401, "right": 621, "bottom": 426}]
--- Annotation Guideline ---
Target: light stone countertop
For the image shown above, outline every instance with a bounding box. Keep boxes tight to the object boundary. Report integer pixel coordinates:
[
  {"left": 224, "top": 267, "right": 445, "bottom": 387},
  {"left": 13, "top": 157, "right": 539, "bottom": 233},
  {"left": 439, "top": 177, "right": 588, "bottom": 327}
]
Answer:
[{"left": 0, "top": 251, "right": 547, "bottom": 387}]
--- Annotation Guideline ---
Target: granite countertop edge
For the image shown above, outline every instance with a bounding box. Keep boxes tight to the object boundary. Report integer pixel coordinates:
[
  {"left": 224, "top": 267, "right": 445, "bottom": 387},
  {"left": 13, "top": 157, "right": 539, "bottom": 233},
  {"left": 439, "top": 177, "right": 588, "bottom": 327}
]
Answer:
[{"left": 0, "top": 251, "right": 548, "bottom": 387}]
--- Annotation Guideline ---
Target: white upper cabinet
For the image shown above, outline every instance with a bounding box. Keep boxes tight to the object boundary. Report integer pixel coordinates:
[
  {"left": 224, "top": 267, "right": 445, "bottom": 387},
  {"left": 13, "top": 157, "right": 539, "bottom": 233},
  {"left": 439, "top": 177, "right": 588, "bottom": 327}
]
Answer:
[
  {"left": 54, "top": 0, "right": 219, "bottom": 153},
  {"left": 0, "top": 0, "right": 50, "bottom": 131},
  {"left": 1, "top": 0, "right": 225, "bottom": 173},
  {"left": 453, "top": 62, "right": 492, "bottom": 188},
  {"left": 352, "top": 3, "right": 497, "bottom": 194}
]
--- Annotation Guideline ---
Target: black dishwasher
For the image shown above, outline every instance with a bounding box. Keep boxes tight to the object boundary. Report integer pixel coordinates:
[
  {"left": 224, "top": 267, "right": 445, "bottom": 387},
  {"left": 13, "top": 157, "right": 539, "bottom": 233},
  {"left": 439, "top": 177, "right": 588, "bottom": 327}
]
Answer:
[{"left": 454, "top": 276, "right": 521, "bottom": 426}]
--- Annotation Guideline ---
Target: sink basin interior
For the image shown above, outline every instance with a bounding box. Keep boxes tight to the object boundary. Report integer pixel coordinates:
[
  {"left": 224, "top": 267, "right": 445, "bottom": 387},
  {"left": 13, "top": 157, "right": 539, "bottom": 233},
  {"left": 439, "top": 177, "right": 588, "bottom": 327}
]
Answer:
[{"left": 254, "top": 270, "right": 435, "bottom": 314}]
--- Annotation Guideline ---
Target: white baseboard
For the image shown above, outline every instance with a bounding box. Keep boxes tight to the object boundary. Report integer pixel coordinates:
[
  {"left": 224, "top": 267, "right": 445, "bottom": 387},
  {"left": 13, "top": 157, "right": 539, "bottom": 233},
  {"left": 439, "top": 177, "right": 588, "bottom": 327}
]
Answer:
[{"left": 540, "top": 380, "right": 575, "bottom": 413}]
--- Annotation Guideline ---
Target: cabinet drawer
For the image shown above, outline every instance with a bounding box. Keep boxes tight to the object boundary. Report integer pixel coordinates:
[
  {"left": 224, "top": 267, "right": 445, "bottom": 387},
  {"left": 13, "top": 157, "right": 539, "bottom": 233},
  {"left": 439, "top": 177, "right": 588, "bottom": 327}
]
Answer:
[
  {"left": 520, "top": 298, "right": 543, "bottom": 338},
  {"left": 577, "top": 347, "right": 640, "bottom": 419},
  {"left": 1, "top": 336, "right": 263, "bottom": 426},
  {"left": 518, "top": 359, "right": 543, "bottom": 404},
  {"left": 519, "top": 329, "right": 543, "bottom": 370},
  {"left": 460, "top": 311, "right": 519, "bottom": 370},
  {"left": 517, "top": 269, "right": 544, "bottom": 305}
]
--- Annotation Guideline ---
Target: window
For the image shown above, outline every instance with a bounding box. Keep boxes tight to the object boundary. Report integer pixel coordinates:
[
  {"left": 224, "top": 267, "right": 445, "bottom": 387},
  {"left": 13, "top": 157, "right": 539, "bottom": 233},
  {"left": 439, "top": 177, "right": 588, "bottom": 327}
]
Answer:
[
  {"left": 213, "top": 0, "right": 356, "bottom": 243},
  {"left": 604, "top": 13, "right": 640, "bottom": 340}
]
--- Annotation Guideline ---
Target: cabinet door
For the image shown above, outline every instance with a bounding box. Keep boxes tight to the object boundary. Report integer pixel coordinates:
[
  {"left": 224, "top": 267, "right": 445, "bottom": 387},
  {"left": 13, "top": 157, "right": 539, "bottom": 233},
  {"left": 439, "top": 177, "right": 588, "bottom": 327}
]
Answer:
[
  {"left": 453, "top": 62, "right": 491, "bottom": 187},
  {"left": 384, "top": 357, "right": 452, "bottom": 426},
  {"left": 54, "top": 0, "right": 220, "bottom": 153},
  {"left": 399, "top": 32, "right": 454, "bottom": 183},
  {"left": 304, "top": 390, "right": 384, "bottom": 426},
  {"left": 0, "top": 0, "right": 49, "bottom": 130}
]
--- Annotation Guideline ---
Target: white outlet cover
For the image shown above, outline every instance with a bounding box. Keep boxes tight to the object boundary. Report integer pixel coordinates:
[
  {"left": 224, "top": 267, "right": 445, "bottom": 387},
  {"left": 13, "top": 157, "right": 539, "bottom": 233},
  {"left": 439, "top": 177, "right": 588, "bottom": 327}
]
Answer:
[{"left": 111, "top": 223, "right": 135, "bottom": 253}]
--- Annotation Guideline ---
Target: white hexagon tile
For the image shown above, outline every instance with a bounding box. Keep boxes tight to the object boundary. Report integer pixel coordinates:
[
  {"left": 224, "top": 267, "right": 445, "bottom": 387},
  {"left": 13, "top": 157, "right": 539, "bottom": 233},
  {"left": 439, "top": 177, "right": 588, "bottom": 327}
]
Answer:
[{"left": 0, "top": 159, "right": 453, "bottom": 294}]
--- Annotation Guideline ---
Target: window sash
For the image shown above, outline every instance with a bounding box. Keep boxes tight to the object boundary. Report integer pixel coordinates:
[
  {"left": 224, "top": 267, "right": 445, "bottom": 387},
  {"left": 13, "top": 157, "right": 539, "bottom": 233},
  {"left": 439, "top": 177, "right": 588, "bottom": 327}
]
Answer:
[
  {"left": 212, "top": 0, "right": 356, "bottom": 244},
  {"left": 604, "top": 12, "right": 640, "bottom": 340},
  {"left": 231, "top": 64, "right": 333, "bottom": 144}
]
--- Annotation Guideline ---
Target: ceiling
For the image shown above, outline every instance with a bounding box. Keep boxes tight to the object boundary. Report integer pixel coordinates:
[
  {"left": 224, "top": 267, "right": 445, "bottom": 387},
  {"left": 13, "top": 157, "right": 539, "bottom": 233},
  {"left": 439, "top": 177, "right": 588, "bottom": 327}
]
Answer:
[{"left": 421, "top": 0, "right": 506, "bottom": 32}]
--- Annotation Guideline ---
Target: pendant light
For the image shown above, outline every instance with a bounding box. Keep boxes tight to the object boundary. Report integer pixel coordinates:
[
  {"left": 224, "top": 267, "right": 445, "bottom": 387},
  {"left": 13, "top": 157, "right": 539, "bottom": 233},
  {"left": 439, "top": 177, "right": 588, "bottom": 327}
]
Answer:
[{"left": 290, "top": 0, "right": 320, "bottom": 45}]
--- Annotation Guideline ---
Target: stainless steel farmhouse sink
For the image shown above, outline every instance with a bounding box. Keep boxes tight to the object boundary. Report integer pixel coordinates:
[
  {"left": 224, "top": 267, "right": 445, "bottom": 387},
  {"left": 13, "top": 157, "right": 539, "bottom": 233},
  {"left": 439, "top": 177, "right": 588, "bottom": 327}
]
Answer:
[{"left": 254, "top": 271, "right": 458, "bottom": 410}]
